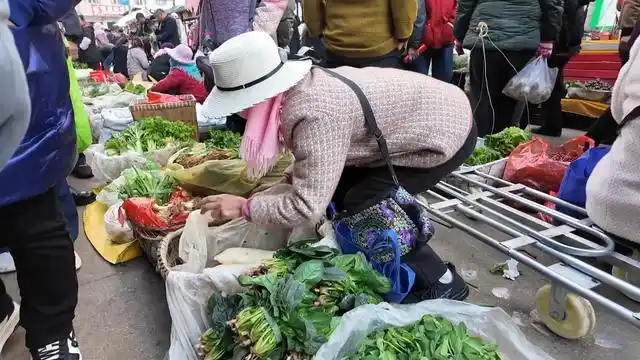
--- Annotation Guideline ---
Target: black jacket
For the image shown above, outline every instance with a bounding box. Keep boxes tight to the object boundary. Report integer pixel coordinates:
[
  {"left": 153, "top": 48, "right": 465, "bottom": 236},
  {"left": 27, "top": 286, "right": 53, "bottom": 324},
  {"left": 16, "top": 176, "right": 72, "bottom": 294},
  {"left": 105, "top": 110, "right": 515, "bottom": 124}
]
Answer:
[
  {"left": 78, "top": 25, "right": 102, "bottom": 66},
  {"left": 156, "top": 16, "right": 180, "bottom": 47},
  {"left": 147, "top": 54, "right": 172, "bottom": 81},
  {"left": 113, "top": 37, "right": 129, "bottom": 77}
]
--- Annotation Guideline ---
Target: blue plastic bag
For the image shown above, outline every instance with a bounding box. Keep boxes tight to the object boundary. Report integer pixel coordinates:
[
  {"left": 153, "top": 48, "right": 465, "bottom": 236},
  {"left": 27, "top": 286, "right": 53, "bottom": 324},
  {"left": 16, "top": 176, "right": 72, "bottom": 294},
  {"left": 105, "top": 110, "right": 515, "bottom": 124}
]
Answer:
[{"left": 557, "top": 146, "right": 610, "bottom": 218}]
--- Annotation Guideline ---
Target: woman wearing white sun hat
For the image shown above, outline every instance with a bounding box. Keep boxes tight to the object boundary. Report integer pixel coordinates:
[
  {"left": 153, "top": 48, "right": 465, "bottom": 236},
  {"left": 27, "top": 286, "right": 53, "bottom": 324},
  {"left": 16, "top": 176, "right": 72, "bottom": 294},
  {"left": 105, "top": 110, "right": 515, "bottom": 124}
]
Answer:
[{"left": 200, "top": 31, "right": 477, "bottom": 302}]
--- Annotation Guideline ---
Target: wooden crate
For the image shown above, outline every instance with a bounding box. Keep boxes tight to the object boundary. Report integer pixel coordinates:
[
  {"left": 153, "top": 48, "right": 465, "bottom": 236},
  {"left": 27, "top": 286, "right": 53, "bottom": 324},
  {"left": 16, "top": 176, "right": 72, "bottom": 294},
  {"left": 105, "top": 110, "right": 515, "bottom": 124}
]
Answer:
[{"left": 129, "top": 94, "right": 199, "bottom": 139}]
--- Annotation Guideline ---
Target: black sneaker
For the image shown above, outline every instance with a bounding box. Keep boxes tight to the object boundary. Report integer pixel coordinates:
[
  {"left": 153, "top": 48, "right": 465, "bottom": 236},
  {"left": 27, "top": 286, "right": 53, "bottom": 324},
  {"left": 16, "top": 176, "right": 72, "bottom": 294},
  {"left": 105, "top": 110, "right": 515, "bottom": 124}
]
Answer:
[
  {"left": 532, "top": 126, "right": 562, "bottom": 137},
  {"left": 403, "top": 264, "right": 470, "bottom": 303},
  {"left": 71, "top": 154, "right": 94, "bottom": 179},
  {"left": 31, "top": 330, "right": 82, "bottom": 360}
]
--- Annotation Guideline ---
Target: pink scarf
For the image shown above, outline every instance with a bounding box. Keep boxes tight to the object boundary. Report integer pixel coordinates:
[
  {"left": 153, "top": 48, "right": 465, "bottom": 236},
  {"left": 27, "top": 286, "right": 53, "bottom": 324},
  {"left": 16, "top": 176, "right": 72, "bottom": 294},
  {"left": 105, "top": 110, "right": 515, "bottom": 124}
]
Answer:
[{"left": 240, "top": 94, "right": 285, "bottom": 179}]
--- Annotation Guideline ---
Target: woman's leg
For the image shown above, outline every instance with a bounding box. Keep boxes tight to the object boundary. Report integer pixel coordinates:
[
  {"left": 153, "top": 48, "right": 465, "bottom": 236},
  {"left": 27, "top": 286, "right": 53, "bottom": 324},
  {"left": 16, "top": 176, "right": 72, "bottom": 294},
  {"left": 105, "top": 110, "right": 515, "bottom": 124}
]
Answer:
[{"left": 431, "top": 46, "right": 454, "bottom": 83}]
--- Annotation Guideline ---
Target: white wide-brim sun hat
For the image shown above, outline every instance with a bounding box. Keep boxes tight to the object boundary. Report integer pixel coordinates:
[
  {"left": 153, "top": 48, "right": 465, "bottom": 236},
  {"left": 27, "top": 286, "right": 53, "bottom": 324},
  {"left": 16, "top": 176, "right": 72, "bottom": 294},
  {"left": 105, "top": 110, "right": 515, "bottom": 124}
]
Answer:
[{"left": 201, "top": 31, "right": 312, "bottom": 119}]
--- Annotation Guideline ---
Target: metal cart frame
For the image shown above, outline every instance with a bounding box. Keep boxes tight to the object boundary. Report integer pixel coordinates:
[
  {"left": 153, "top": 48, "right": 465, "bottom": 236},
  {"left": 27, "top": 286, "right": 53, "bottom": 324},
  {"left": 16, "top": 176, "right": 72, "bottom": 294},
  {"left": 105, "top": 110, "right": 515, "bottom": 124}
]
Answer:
[{"left": 417, "top": 164, "right": 640, "bottom": 336}]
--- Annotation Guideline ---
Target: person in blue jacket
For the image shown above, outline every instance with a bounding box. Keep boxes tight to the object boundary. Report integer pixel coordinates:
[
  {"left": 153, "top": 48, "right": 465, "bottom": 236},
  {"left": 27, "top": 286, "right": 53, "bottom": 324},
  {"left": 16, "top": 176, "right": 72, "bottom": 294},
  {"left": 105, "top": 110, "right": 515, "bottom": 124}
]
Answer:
[{"left": 0, "top": 0, "right": 83, "bottom": 359}]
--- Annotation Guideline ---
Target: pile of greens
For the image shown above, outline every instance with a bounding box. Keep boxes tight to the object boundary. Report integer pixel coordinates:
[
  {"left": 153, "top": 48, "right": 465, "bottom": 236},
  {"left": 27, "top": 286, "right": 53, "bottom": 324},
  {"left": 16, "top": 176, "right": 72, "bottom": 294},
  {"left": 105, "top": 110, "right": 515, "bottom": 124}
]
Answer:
[
  {"left": 124, "top": 82, "right": 147, "bottom": 95},
  {"left": 465, "top": 127, "right": 532, "bottom": 166},
  {"left": 206, "top": 129, "right": 242, "bottom": 150},
  {"left": 197, "top": 241, "right": 392, "bottom": 360},
  {"left": 83, "top": 82, "right": 112, "bottom": 98},
  {"left": 346, "top": 314, "right": 502, "bottom": 360},
  {"left": 105, "top": 117, "right": 194, "bottom": 156},
  {"left": 118, "top": 168, "right": 176, "bottom": 205}
]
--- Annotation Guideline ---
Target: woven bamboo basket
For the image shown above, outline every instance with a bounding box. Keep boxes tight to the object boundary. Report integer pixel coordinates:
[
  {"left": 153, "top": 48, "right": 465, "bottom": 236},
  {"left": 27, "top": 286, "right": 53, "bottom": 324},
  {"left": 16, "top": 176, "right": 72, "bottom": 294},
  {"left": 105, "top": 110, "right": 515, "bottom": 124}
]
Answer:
[
  {"left": 129, "top": 94, "right": 199, "bottom": 140},
  {"left": 157, "top": 228, "right": 184, "bottom": 278},
  {"left": 130, "top": 221, "right": 185, "bottom": 274}
]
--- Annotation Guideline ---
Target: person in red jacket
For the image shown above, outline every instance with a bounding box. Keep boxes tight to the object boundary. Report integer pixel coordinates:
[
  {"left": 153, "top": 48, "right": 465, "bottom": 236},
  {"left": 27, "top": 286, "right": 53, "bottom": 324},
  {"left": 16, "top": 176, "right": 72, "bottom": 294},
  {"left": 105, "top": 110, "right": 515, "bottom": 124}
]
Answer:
[
  {"left": 149, "top": 44, "right": 208, "bottom": 103},
  {"left": 410, "top": 0, "right": 457, "bottom": 82}
]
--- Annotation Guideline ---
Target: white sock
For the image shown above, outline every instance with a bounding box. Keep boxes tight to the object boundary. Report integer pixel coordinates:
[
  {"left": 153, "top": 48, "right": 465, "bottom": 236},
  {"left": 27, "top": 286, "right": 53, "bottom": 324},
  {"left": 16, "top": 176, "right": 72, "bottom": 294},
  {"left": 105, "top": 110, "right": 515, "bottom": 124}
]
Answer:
[{"left": 439, "top": 269, "right": 453, "bottom": 284}]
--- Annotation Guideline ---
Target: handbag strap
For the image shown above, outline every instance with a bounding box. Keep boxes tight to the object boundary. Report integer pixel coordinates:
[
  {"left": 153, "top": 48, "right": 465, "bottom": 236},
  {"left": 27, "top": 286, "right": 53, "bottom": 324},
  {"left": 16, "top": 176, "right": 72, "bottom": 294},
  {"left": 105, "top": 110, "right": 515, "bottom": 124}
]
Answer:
[
  {"left": 316, "top": 67, "right": 399, "bottom": 185},
  {"left": 618, "top": 105, "right": 640, "bottom": 130}
]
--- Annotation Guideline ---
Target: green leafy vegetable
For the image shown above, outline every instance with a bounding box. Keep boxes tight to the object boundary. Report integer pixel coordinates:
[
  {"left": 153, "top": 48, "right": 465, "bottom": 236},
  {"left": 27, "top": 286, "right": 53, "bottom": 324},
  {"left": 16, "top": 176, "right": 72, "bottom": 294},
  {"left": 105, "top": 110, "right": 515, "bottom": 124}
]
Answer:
[
  {"left": 483, "top": 126, "right": 532, "bottom": 157},
  {"left": 118, "top": 168, "right": 176, "bottom": 204},
  {"left": 104, "top": 116, "right": 194, "bottom": 156},
  {"left": 346, "top": 314, "right": 502, "bottom": 360},
  {"left": 124, "top": 82, "right": 147, "bottom": 95},
  {"left": 199, "top": 241, "right": 390, "bottom": 360},
  {"left": 206, "top": 129, "right": 242, "bottom": 150},
  {"left": 464, "top": 146, "right": 503, "bottom": 166}
]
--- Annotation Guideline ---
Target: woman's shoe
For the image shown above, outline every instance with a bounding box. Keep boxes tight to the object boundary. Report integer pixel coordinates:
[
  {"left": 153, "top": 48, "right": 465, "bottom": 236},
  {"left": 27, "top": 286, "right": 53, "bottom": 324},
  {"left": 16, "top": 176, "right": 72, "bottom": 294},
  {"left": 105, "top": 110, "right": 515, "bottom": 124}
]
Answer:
[
  {"left": 403, "top": 263, "right": 470, "bottom": 303},
  {"left": 72, "top": 189, "right": 96, "bottom": 206}
]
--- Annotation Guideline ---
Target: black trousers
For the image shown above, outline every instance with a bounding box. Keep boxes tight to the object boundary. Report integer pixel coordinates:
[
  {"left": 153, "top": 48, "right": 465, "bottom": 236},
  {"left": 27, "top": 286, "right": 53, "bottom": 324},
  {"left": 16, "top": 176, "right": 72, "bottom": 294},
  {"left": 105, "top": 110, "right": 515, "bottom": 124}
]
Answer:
[
  {"left": 539, "top": 55, "right": 571, "bottom": 133},
  {"left": 0, "top": 188, "right": 78, "bottom": 349},
  {"left": 585, "top": 108, "right": 618, "bottom": 145},
  {"left": 332, "top": 122, "right": 477, "bottom": 287},
  {"left": 469, "top": 49, "right": 536, "bottom": 137},
  {"left": 324, "top": 49, "right": 403, "bottom": 69}
]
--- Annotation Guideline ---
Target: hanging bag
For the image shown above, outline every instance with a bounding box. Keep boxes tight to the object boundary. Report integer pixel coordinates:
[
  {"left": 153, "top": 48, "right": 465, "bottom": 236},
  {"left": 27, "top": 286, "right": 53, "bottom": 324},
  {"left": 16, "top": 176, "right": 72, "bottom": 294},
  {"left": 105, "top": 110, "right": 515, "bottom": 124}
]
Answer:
[{"left": 318, "top": 67, "right": 434, "bottom": 302}]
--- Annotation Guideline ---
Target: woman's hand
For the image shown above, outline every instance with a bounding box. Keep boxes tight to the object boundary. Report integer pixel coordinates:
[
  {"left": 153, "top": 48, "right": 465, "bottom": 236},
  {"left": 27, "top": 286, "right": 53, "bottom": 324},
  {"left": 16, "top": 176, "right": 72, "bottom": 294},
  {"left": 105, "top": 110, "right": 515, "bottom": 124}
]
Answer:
[{"left": 199, "top": 194, "right": 248, "bottom": 220}]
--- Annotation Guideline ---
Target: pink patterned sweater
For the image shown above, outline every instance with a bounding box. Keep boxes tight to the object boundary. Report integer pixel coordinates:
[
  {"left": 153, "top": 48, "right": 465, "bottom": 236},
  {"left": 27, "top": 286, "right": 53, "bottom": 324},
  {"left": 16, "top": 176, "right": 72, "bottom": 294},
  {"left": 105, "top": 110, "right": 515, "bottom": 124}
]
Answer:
[{"left": 248, "top": 67, "right": 473, "bottom": 227}]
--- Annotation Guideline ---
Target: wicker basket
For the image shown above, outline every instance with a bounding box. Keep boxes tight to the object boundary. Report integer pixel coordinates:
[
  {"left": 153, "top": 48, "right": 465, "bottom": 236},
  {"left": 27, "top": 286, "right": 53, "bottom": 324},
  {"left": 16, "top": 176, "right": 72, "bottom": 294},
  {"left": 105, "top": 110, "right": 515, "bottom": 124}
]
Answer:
[
  {"left": 130, "top": 221, "right": 185, "bottom": 274},
  {"left": 157, "top": 228, "right": 184, "bottom": 278},
  {"left": 129, "top": 94, "right": 199, "bottom": 140}
]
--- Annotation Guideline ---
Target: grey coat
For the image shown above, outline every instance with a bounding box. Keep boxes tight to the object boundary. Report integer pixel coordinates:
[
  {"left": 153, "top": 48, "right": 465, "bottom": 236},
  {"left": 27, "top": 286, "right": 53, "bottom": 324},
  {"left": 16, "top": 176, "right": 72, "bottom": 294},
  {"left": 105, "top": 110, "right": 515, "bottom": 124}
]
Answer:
[
  {"left": 127, "top": 47, "right": 150, "bottom": 80},
  {"left": 454, "top": 0, "right": 564, "bottom": 51}
]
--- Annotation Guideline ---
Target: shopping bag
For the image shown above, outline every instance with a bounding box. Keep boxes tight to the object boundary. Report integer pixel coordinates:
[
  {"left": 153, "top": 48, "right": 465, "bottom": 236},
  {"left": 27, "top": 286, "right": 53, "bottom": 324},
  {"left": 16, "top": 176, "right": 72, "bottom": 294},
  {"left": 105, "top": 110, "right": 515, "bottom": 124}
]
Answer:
[
  {"left": 66, "top": 55, "right": 92, "bottom": 153},
  {"left": 315, "top": 300, "right": 554, "bottom": 360},
  {"left": 556, "top": 146, "right": 610, "bottom": 218},
  {"left": 502, "top": 57, "right": 558, "bottom": 104},
  {"left": 503, "top": 136, "right": 594, "bottom": 193}
]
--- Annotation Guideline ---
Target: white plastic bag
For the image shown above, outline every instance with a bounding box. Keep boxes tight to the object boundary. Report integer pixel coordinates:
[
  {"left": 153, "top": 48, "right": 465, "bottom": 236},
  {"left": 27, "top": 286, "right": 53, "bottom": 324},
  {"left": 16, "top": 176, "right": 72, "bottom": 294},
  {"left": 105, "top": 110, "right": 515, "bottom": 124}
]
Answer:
[
  {"left": 502, "top": 57, "right": 558, "bottom": 105},
  {"left": 98, "top": 107, "right": 134, "bottom": 144},
  {"left": 103, "top": 202, "right": 134, "bottom": 244},
  {"left": 316, "top": 300, "right": 554, "bottom": 360},
  {"left": 85, "top": 143, "right": 180, "bottom": 184},
  {"left": 166, "top": 264, "right": 254, "bottom": 360}
]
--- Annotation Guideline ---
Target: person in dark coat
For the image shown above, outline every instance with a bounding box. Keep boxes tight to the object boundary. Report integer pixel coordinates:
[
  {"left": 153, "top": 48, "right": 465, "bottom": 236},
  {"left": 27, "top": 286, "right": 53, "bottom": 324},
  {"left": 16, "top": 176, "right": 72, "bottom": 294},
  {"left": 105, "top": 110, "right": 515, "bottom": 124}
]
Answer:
[
  {"left": 112, "top": 36, "right": 129, "bottom": 77},
  {"left": 533, "top": 0, "right": 592, "bottom": 136},
  {"left": 154, "top": 9, "right": 180, "bottom": 47},
  {"left": 78, "top": 15, "right": 102, "bottom": 69},
  {"left": 135, "top": 12, "right": 152, "bottom": 37},
  {"left": 148, "top": 43, "right": 174, "bottom": 81},
  {"left": 454, "top": 0, "right": 564, "bottom": 136}
]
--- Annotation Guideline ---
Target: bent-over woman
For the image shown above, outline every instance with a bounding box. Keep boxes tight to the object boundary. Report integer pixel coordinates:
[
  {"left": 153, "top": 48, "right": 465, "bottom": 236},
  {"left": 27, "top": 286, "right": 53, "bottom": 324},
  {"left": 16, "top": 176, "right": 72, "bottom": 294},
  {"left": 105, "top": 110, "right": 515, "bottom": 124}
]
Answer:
[
  {"left": 149, "top": 44, "right": 208, "bottom": 103},
  {"left": 199, "top": 32, "right": 477, "bottom": 302}
]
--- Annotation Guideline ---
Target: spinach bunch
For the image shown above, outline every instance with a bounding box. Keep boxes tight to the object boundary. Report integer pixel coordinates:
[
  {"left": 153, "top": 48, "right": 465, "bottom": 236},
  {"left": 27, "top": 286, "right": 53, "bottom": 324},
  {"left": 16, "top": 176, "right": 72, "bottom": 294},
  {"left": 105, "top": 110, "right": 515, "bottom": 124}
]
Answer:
[
  {"left": 346, "top": 315, "right": 502, "bottom": 360},
  {"left": 464, "top": 147, "right": 503, "bottom": 166},
  {"left": 206, "top": 129, "right": 242, "bottom": 150},
  {"left": 199, "top": 242, "right": 391, "bottom": 360},
  {"left": 118, "top": 167, "right": 176, "bottom": 205}
]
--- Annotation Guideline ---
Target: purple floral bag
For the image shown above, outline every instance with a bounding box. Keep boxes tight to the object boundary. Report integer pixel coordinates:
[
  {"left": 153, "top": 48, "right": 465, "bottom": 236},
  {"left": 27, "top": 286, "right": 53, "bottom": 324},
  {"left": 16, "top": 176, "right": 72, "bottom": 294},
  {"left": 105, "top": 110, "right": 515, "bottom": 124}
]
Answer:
[{"left": 320, "top": 67, "right": 435, "bottom": 264}]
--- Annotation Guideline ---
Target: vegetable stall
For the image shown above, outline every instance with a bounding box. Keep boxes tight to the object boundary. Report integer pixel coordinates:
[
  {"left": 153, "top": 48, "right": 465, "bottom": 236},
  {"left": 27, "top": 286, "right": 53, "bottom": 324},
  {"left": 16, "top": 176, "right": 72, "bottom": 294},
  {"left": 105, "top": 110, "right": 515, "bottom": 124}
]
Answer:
[{"left": 71, "top": 64, "right": 579, "bottom": 360}]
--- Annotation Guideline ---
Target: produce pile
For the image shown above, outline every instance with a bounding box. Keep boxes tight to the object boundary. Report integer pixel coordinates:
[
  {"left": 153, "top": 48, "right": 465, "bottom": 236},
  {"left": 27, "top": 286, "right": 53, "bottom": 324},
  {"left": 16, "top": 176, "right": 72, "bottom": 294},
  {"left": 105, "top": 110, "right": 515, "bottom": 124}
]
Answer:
[
  {"left": 173, "top": 130, "right": 242, "bottom": 168},
  {"left": 453, "top": 54, "right": 469, "bottom": 72},
  {"left": 345, "top": 315, "right": 502, "bottom": 360},
  {"left": 566, "top": 79, "right": 612, "bottom": 92},
  {"left": 197, "top": 242, "right": 393, "bottom": 360},
  {"left": 105, "top": 116, "right": 194, "bottom": 156},
  {"left": 124, "top": 82, "right": 148, "bottom": 95},
  {"left": 118, "top": 168, "right": 198, "bottom": 228},
  {"left": 464, "top": 127, "right": 532, "bottom": 166},
  {"left": 81, "top": 80, "right": 112, "bottom": 98}
]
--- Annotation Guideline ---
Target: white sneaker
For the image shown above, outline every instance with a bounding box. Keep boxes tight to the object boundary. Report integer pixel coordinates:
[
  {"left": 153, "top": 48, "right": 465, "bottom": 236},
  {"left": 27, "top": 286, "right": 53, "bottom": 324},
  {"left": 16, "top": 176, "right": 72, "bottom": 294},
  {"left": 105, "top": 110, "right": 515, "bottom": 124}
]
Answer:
[
  {"left": 0, "top": 302, "right": 19, "bottom": 352},
  {"left": 0, "top": 253, "right": 16, "bottom": 274},
  {"left": 30, "top": 330, "right": 82, "bottom": 360},
  {"left": 74, "top": 252, "right": 82, "bottom": 271}
]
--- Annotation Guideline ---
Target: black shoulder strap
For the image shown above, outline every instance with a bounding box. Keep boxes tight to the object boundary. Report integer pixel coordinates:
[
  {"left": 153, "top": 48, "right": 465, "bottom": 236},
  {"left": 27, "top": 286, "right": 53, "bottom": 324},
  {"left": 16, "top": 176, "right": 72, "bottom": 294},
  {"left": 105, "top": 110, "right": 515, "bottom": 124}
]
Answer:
[
  {"left": 618, "top": 105, "right": 640, "bottom": 130},
  {"left": 315, "top": 66, "right": 399, "bottom": 185}
]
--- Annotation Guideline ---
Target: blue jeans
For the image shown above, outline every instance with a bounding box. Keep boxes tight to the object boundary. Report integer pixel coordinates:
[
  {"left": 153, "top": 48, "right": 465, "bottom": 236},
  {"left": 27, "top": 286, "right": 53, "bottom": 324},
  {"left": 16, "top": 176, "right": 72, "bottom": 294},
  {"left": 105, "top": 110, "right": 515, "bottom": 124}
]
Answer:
[
  {"left": 413, "top": 45, "right": 454, "bottom": 83},
  {"left": 0, "top": 180, "right": 77, "bottom": 255}
]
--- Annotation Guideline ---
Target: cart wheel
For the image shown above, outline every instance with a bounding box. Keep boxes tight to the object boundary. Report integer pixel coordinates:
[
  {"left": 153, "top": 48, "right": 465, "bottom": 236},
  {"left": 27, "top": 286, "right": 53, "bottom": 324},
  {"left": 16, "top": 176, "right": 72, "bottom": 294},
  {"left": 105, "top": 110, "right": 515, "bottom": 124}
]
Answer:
[{"left": 535, "top": 284, "right": 596, "bottom": 339}]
